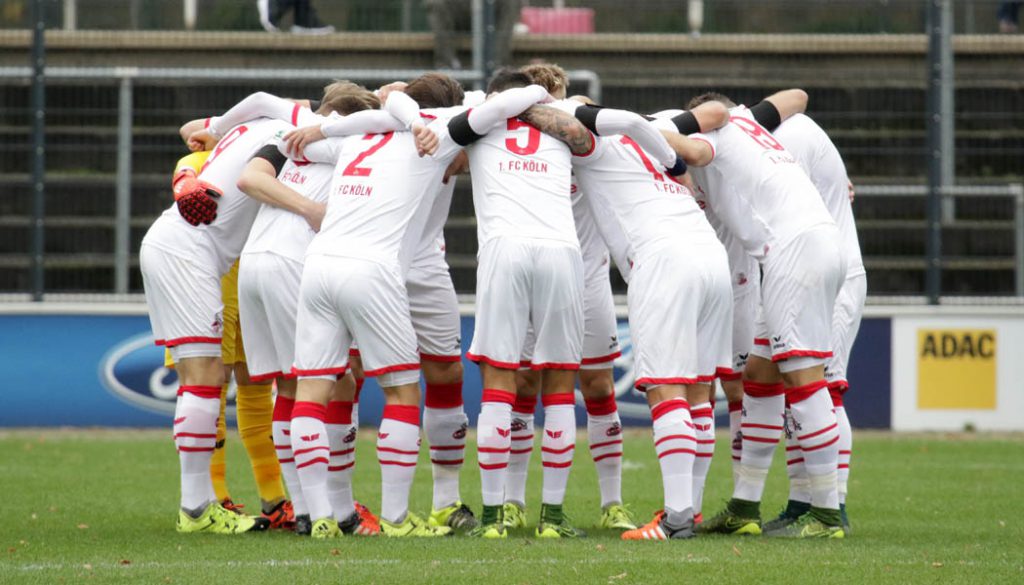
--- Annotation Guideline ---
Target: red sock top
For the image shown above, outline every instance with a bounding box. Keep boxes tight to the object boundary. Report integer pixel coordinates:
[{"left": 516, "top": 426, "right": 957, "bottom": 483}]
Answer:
[
  {"left": 292, "top": 400, "right": 327, "bottom": 421},
  {"left": 786, "top": 379, "right": 829, "bottom": 404},
  {"left": 272, "top": 395, "right": 295, "bottom": 422},
  {"left": 512, "top": 392, "right": 538, "bottom": 415},
  {"left": 743, "top": 380, "right": 786, "bottom": 398},
  {"left": 650, "top": 398, "right": 690, "bottom": 421},
  {"left": 541, "top": 392, "right": 576, "bottom": 407},
  {"left": 425, "top": 382, "right": 464, "bottom": 409},
  {"left": 326, "top": 400, "right": 354, "bottom": 425},
  {"left": 382, "top": 404, "right": 420, "bottom": 426},
  {"left": 481, "top": 388, "right": 516, "bottom": 405},
  {"left": 584, "top": 393, "right": 618, "bottom": 416},
  {"left": 177, "top": 385, "right": 222, "bottom": 399}
]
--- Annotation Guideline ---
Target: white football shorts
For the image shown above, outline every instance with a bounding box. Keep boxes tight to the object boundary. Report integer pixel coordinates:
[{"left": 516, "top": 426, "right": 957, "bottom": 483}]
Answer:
[
  {"left": 293, "top": 255, "right": 420, "bottom": 387},
  {"left": 237, "top": 252, "right": 302, "bottom": 383},
  {"left": 825, "top": 272, "right": 867, "bottom": 387},
  {"left": 628, "top": 241, "right": 732, "bottom": 391},
  {"left": 407, "top": 255, "right": 462, "bottom": 363},
  {"left": 755, "top": 225, "right": 847, "bottom": 373},
  {"left": 140, "top": 243, "right": 223, "bottom": 361},
  {"left": 468, "top": 237, "right": 584, "bottom": 370}
]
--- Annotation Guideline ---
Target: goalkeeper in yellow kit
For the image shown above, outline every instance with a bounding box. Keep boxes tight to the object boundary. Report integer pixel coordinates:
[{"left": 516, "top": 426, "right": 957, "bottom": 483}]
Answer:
[{"left": 165, "top": 150, "right": 297, "bottom": 531}]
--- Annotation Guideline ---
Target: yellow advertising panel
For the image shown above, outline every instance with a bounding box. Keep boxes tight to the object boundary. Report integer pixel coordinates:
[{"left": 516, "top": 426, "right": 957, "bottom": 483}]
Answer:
[{"left": 917, "top": 329, "right": 997, "bottom": 409}]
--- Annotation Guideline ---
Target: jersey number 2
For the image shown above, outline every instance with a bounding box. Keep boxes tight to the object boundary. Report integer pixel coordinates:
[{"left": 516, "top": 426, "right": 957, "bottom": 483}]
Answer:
[{"left": 342, "top": 132, "right": 394, "bottom": 177}]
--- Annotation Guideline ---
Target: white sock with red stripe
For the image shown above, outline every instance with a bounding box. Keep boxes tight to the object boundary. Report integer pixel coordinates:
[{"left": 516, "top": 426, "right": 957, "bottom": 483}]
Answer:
[
  {"left": 585, "top": 394, "right": 623, "bottom": 508},
  {"left": 788, "top": 380, "right": 840, "bottom": 511},
  {"left": 478, "top": 389, "right": 514, "bottom": 507},
  {"left": 291, "top": 401, "right": 332, "bottom": 521},
  {"left": 326, "top": 400, "right": 357, "bottom": 522},
  {"left": 728, "top": 399, "right": 743, "bottom": 486},
  {"left": 505, "top": 393, "right": 537, "bottom": 507},
  {"left": 541, "top": 392, "right": 576, "bottom": 506},
  {"left": 734, "top": 381, "right": 785, "bottom": 503},
  {"left": 651, "top": 397, "right": 696, "bottom": 516},
  {"left": 377, "top": 404, "right": 421, "bottom": 524},
  {"left": 424, "top": 383, "right": 468, "bottom": 511},
  {"left": 783, "top": 406, "right": 811, "bottom": 504},
  {"left": 830, "top": 385, "right": 852, "bottom": 505},
  {"left": 690, "top": 401, "right": 715, "bottom": 515},
  {"left": 271, "top": 395, "right": 308, "bottom": 517},
  {"left": 174, "top": 385, "right": 221, "bottom": 512}
]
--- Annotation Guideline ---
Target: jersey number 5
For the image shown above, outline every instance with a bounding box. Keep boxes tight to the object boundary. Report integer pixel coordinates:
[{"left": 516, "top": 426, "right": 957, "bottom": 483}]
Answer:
[
  {"left": 342, "top": 132, "right": 394, "bottom": 177},
  {"left": 505, "top": 119, "right": 541, "bottom": 155}
]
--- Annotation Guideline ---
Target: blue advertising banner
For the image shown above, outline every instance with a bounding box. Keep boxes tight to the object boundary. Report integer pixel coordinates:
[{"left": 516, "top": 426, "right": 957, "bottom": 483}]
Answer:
[{"left": 0, "top": 312, "right": 893, "bottom": 429}]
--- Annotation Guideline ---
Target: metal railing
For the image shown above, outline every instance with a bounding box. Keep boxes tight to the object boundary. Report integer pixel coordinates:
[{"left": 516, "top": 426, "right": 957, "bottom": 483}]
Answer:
[
  {"left": 856, "top": 184, "right": 1024, "bottom": 297},
  {"left": 0, "top": 65, "right": 601, "bottom": 295}
]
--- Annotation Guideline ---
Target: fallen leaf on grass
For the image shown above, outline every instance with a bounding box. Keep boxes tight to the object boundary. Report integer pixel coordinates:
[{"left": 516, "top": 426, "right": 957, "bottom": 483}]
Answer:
[
  {"left": 595, "top": 544, "right": 606, "bottom": 552},
  {"left": 732, "top": 544, "right": 742, "bottom": 557},
  {"left": 31, "top": 513, "right": 38, "bottom": 520},
  {"left": 49, "top": 506, "right": 59, "bottom": 513},
  {"left": 330, "top": 549, "right": 340, "bottom": 556},
  {"left": 77, "top": 524, "right": 89, "bottom": 530},
  {"left": 608, "top": 572, "right": 627, "bottom": 581},
  {"left": 932, "top": 562, "right": 944, "bottom": 568},
  {"left": 999, "top": 520, "right": 1006, "bottom": 527},
  {"left": 119, "top": 559, "right": 131, "bottom": 565},
  {"left": 7, "top": 548, "right": 15, "bottom": 553},
  {"left": 83, "top": 564, "right": 92, "bottom": 570}
]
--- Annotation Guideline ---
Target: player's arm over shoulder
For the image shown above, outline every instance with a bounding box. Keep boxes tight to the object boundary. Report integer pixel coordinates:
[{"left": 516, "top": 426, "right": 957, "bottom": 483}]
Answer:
[{"left": 516, "top": 104, "right": 594, "bottom": 156}]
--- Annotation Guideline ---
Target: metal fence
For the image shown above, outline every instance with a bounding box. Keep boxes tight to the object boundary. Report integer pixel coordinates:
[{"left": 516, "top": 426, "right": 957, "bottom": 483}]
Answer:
[
  {"left": 3, "top": 0, "right": 1024, "bottom": 302},
  {"left": 2, "top": 0, "right": 1021, "bottom": 34}
]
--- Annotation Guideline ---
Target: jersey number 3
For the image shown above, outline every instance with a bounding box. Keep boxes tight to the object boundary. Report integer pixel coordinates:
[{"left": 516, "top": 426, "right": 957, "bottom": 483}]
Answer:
[
  {"left": 342, "top": 132, "right": 394, "bottom": 177},
  {"left": 731, "top": 117, "right": 785, "bottom": 151}
]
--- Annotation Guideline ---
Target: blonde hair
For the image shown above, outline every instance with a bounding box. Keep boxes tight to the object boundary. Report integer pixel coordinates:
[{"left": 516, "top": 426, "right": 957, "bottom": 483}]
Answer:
[
  {"left": 318, "top": 80, "right": 381, "bottom": 116},
  {"left": 520, "top": 63, "right": 569, "bottom": 98}
]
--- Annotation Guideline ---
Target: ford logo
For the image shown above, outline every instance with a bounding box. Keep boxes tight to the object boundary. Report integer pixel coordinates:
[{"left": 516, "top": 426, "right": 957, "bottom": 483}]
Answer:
[{"left": 98, "top": 333, "right": 236, "bottom": 417}]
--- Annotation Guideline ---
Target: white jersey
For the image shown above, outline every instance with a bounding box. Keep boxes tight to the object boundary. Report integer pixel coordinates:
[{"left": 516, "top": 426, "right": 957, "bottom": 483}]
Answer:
[
  {"left": 687, "top": 106, "right": 834, "bottom": 261},
  {"left": 571, "top": 178, "right": 612, "bottom": 284},
  {"left": 241, "top": 160, "right": 334, "bottom": 264},
  {"left": 771, "top": 114, "right": 865, "bottom": 277},
  {"left": 305, "top": 123, "right": 463, "bottom": 268},
  {"left": 142, "top": 116, "right": 316, "bottom": 276},
  {"left": 573, "top": 134, "right": 719, "bottom": 263},
  {"left": 465, "top": 117, "right": 577, "bottom": 249}
]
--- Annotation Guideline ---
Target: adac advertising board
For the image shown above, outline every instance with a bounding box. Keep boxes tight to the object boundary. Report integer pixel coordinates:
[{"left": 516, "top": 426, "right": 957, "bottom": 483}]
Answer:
[
  {"left": 891, "top": 311, "right": 1024, "bottom": 431},
  {"left": 1, "top": 308, "right": 891, "bottom": 428}
]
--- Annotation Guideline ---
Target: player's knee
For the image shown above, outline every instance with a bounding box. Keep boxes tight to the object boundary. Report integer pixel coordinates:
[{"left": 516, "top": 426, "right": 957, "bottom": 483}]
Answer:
[
  {"left": 743, "top": 355, "right": 781, "bottom": 384},
  {"left": 578, "top": 368, "right": 614, "bottom": 400}
]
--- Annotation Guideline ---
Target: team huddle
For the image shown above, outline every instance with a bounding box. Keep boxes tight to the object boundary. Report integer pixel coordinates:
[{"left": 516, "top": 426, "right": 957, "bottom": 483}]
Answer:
[{"left": 140, "top": 63, "right": 864, "bottom": 541}]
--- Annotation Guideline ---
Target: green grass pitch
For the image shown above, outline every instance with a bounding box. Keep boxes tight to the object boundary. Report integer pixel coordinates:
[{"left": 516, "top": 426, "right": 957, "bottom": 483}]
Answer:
[{"left": 1, "top": 428, "right": 1022, "bottom": 584}]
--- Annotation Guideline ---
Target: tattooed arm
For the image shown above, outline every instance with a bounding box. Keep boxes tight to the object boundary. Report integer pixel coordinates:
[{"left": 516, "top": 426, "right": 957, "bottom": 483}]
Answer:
[{"left": 517, "top": 105, "right": 595, "bottom": 156}]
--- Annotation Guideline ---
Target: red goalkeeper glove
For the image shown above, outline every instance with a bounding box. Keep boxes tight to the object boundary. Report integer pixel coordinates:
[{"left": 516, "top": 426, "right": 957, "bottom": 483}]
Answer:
[{"left": 172, "top": 168, "right": 222, "bottom": 226}]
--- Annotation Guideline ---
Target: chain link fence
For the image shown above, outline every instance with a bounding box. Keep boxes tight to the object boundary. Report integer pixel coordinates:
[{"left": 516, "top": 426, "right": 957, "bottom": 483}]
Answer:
[{"left": 2, "top": 0, "right": 1023, "bottom": 301}]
